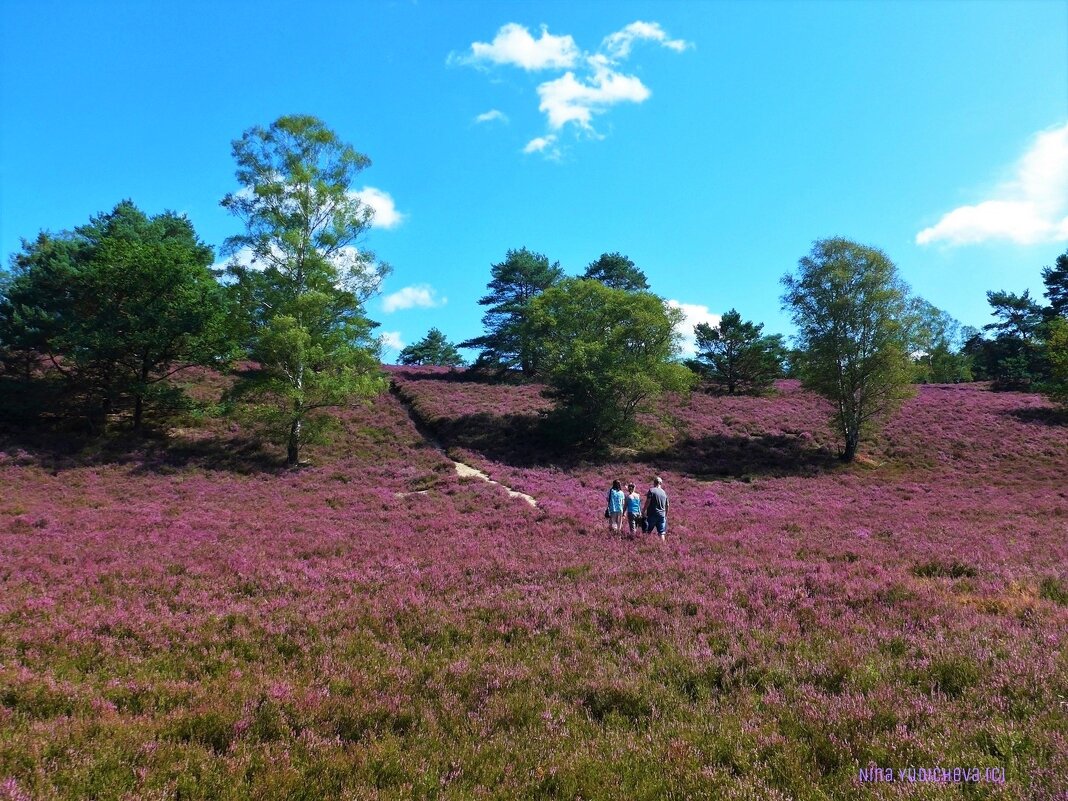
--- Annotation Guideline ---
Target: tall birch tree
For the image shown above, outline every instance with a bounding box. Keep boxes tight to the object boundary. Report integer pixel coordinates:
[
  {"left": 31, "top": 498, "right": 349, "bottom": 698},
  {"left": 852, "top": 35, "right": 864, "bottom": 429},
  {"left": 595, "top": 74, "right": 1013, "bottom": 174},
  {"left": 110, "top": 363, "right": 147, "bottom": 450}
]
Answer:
[
  {"left": 222, "top": 115, "right": 388, "bottom": 465},
  {"left": 781, "top": 238, "right": 913, "bottom": 462}
]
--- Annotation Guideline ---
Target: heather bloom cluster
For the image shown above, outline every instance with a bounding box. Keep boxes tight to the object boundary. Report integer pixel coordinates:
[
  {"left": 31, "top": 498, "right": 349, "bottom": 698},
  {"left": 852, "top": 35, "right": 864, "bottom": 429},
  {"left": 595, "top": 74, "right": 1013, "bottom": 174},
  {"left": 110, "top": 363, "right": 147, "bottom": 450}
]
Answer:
[{"left": 1, "top": 368, "right": 1065, "bottom": 798}]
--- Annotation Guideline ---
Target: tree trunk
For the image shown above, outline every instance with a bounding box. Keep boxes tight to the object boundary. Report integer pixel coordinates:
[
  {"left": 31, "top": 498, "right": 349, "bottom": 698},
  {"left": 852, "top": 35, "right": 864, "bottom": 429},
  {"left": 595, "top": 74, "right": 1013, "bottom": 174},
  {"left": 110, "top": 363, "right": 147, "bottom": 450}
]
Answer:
[
  {"left": 99, "top": 394, "right": 112, "bottom": 435},
  {"left": 842, "top": 432, "right": 859, "bottom": 462},
  {"left": 133, "top": 361, "right": 150, "bottom": 434},
  {"left": 287, "top": 417, "right": 301, "bottom": 466},
  {"left": 289, "top": 361, "right": 304, "bottom": 466}
]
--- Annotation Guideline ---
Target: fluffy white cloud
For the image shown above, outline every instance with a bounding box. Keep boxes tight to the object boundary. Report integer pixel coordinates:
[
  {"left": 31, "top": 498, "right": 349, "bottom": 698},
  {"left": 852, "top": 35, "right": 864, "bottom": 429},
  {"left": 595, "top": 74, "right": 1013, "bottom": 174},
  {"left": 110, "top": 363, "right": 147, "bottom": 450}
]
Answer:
[
  {"left": 667, "top": 300, "right": 722, "bottom": 358},
  {"left": 475, "top": 109, "right": 509, "bottom": 124},
  {"left": 379, "top": 331, "right": 405, "bottom": 353},
  {"left": 453, "top": 20, "right": 689, "bottom": 157},
  {"left": 353, "top": 186, "right": 405, "bottom": 230},
  {"left": 455, "top": 23, "right": 579, "bottom": 71},
  {"left": 537, "top": 63, "right": 650, "bottom": 131},
  {"left": 917, "top": 122, "right": 1068, "bottom": 246},
  {"left": 381, "top": 284, "right": 447, "bottom": 314},
  {"left": 602, "top": 21, "right": 692, "bottom": 60}
]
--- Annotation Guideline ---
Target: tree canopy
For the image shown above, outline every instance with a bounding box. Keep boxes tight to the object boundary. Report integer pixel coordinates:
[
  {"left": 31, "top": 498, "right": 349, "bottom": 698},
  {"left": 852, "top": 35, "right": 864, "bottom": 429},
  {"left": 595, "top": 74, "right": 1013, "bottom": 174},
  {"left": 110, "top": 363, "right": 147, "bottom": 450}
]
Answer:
[
  {"left": 689, "top": 309, "right": 786, "bottom": 395},
  {"left": 221, "top": 115, "right": 388, "bottom": 465},
  {"left": 0, "top": 200, "right": 230, "bottom": 431},
  {"left": 582, "top": 252, "right": 649, "bottom": 292},
  {"left": 398, "top": 328, "right": 465, "bottom": 367},
  {"left": 459, "top": 248, "right": 563, "bottom": 375},
  {"left": 781, "top": 238, "right": 913, "bottom": 462},
  {"left": 902, "top": 297, "right": 972, "bottom": 383},
  {"left": 1042, "top": 250, "right": 1068, "bottom": 319},
  {"left": 525, "top": 278, "right": 693, "bottom": 445}
]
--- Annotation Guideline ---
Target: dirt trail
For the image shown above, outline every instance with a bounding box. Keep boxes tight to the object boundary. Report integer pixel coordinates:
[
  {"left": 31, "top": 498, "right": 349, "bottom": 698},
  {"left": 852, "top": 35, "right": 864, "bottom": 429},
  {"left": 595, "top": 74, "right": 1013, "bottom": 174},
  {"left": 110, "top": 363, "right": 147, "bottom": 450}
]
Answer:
[{"left": 390, "top": 383, "right": 537, "bottom": 507}]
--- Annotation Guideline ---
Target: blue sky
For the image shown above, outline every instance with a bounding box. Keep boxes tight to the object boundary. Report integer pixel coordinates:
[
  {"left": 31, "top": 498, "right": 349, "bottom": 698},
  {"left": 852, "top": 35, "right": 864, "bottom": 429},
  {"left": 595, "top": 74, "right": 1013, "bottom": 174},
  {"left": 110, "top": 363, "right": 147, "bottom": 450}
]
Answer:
[{"left": 3, "top": 0, "right": 1067, "bottom": 361}]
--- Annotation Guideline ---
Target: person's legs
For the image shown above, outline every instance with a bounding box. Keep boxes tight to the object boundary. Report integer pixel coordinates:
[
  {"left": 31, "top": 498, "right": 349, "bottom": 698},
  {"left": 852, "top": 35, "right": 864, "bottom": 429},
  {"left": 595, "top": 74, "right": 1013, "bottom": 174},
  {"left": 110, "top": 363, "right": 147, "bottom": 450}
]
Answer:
[
  {"left": 610, "top": 512, "right": 623, "bottom": 532},
  {"left": 648, "top": 512, "right": 666, "bottom": 541}
]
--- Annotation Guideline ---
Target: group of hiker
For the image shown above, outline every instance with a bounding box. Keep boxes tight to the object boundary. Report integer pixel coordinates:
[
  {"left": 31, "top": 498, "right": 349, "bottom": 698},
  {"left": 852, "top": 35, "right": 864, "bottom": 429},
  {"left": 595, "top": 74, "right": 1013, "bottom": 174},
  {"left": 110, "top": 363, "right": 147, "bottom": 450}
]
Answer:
[{"left": 604, "top": 476, "right": 669, "bottom": 541}]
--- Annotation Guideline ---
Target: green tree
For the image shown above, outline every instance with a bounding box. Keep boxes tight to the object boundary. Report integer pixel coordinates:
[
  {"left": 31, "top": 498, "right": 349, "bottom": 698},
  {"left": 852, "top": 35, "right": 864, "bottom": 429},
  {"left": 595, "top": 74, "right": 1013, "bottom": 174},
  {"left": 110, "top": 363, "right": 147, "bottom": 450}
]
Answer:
[
  {"left": 582, "top": 252, "right": 649, "bottom": 292},
  {"left": 459, "top": 248, "right": 563, "bottom": 375},
  {"left": 221, "top": 115, "right": 388, "bottom": 465},
  {"left": 525, "top": 278, "right": 693, "bottom": 445},
  {"left": 0, "top": 201, "right": 231, "bottom": 431},
  {"left": 981, "top": 290, "right": 1046, "bottom": 390},
  {"left": 689, "top": 308, "right": 786, "bottom": 395},
  {"left": 398, "top": 328, "right": 465, "bottom": 367},
  {"left": 1044, "top": 316, "right": 1068, "bottom": 406},
  {"left": 1041, "top": 249, "right": 1068, "bottom": 319},
  {"left": 984, "top": 290, "right": 1044, "bottom": 341},
  {"left": 781, "top": 238, "right": 914, "bottom": 462},
  {"left": 903, "top": 298, "right": 971, "bottom": 383}
]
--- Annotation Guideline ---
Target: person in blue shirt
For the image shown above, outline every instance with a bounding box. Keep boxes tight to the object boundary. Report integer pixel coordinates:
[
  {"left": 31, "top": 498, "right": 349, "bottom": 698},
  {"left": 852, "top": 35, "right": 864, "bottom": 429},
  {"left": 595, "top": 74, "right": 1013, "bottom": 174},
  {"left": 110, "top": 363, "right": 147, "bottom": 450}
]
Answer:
[
  {"left": 624, "top": 483, "right": 643, "bottom": 536},
  {"left": 606, "top": 479, "right": 626, "bottom": 533}
]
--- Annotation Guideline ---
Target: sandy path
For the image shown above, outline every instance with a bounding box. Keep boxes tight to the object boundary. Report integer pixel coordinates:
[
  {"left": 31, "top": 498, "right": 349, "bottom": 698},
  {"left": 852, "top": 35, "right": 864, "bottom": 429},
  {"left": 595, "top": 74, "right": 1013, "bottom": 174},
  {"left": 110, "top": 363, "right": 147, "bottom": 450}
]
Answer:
[{"left": 392, "top": 384, "right": 537, "bottom": 507}]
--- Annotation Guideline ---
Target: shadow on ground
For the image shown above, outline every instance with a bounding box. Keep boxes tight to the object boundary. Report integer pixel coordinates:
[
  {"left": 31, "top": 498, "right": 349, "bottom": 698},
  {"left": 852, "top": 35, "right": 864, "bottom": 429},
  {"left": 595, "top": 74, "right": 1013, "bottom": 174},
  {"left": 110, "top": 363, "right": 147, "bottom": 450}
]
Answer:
[
  {"left": 1003, "top": 406, "right": 1068, "bottom": 427},
  {"left": 0, "top": 428, "right": 284, "bottom": 475},
  {"left": 400, "top": 400, "right": 839, "bottom": 479},
  {"left": 646, "top": 433, "right": 839, "bottom": 479}
]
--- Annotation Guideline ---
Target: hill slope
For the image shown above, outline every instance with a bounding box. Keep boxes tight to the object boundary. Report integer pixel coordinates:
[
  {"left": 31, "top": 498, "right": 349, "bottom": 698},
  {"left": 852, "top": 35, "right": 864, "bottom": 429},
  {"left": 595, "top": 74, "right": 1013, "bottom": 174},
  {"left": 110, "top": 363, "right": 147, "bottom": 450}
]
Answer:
[{"left": 0, "top": 369, "right": 1065, "bottom": 799}]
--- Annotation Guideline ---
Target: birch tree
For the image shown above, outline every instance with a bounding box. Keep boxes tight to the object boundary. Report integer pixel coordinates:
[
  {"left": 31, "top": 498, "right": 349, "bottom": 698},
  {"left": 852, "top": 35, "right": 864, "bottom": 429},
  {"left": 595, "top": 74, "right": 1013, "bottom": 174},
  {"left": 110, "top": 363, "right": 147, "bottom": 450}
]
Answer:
[
  {"left": 781, "top": 238, "right": 913, "bottom": 462},
  {"left": 222, "top": 115, "right": 388, "bottom": 465}
]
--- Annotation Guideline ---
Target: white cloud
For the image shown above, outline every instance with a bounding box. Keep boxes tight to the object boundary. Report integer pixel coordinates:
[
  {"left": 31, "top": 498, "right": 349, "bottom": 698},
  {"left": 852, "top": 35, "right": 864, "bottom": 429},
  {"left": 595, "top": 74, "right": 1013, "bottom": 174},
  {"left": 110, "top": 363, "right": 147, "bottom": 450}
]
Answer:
[
  {"left": 522, "top": 135, "right": 557, "bottom": 154},
  {"left": 917, "top": 122, "right": 1068, "bottom": 246},
  {"left": 475, "top": 109, "right": 509, "bottom": 124},
  {"left": 381, "top": 284, "right": 447, "bottom": 313},
  {"left": 452, "top": 20, "right": 690, "bottom": 158},
  {"left": 667, "top": 300, "right": 722, "bottom": 358},
  {"left": 537, "top": 63, "right": 650, "bottom": 131},
  {"left": 602, "top": 21, "right": 692, "bottom": 61},
  {"left": 454, "top": 23, "right": 579, "bottom": 71},
  {"left": 353, "top": 186, "right": 405, "bottom": 230},
  {"left": 379, "top": 331, "right": 405, "bottom": 353}
]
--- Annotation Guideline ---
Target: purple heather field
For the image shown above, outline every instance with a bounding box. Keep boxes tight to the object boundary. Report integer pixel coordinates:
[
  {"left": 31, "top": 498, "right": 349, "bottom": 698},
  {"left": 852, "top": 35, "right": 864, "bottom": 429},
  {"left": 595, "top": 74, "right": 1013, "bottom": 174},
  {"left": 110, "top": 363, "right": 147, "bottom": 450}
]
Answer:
[{"left": 1, "top": 366, "right": 1066, "bottom": 799}]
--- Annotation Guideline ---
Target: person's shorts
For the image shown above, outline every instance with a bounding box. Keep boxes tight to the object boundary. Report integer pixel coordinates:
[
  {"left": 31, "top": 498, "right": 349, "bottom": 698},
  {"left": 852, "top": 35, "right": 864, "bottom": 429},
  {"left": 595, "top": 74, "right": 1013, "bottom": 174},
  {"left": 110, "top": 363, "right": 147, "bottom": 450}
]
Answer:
[{"left": 646, "top": 512, "right": 666, "bottom": 534}]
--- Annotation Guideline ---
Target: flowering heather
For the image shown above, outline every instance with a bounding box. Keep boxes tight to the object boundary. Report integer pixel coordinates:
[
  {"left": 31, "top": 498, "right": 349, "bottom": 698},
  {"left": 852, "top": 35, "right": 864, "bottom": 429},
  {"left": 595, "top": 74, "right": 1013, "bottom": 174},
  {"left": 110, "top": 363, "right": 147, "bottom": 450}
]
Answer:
[{"left": 0, "top": 368, "right": 1065, "bottom": 799}]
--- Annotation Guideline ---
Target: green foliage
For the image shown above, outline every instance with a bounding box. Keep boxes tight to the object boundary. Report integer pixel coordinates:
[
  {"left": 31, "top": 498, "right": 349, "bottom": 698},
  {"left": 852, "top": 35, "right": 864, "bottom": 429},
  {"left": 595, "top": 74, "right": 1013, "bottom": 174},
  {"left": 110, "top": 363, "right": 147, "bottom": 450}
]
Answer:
[
  {"left": 1038, "top": 576, "right": 1068, "bottom": 606},
  {"left": 526, "top": 278, "right": 694, "bottom": 445},
  {"left": 459, "top": 248, "right": 563, "bottom": 375},
  {"left": 1043, "top": 316, "right": 1068, "bottom": 406},
  {"left": 582, "top": 252, "right": 649, "bottom": 292},
  {"left": 1041, "top": 249, "right": 1068, "bottom": 319},
  {"left": 911, "top": 560, "right": 978, "bottom": 579},
  {"left": 968, "top": 290, "right": 1049, "bottom": 390},
  {"left": 902, "top": 297, "right": 972, "bottom": 383},
  {"left": 781, "top": 238, "right": 914, "bottom": 462},
  {"left": 690, "top": 308, "right": 786, "bottom": 394},
  {"left": 398, "top": 327, "right": 464, "bottom": 367},
  {"left": 221, "top": 115, "right": 388, "bottom": 465},
  {"left": 0, "top": 200, "right": 231, "bottom": 431},
  {"left": 984, "top": 289, "right": 1044, "bottom": 341}
]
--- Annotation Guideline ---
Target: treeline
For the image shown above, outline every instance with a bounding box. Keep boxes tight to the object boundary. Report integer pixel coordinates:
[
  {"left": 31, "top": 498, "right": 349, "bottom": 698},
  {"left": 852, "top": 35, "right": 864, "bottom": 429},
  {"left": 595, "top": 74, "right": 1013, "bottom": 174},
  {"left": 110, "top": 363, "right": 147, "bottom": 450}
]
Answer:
[
  {"left": 431, "top": 238, "right": 1067, "bottom": 461},
  {"left": 961, "top": 256, "right": 1068, "bottom": 393},
  {"left": 0, "top": 116, "right": 388, "bottom": 465},
  {"left": 3, "top": 112, "right": 1066, "bottom": 466}
]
